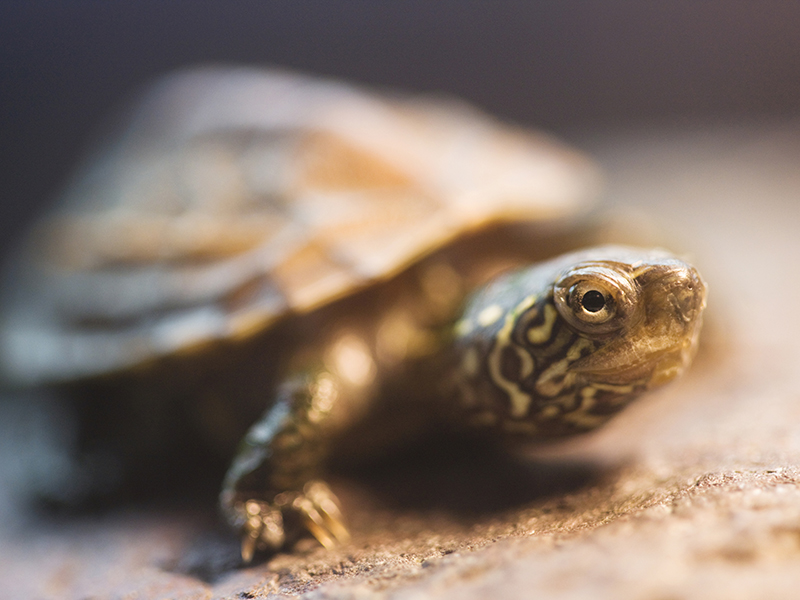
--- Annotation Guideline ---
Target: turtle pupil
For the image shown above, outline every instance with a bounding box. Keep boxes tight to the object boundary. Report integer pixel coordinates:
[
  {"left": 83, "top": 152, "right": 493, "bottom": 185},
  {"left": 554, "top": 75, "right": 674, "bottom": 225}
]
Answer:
[{"left": 581, "top": 290, "right": 606, "bottom": 313}]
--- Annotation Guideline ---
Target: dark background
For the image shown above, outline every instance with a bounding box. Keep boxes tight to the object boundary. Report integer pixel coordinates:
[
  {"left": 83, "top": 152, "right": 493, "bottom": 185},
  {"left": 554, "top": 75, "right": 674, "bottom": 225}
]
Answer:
[{"left": 2, "top": 1, "right": 800, "bottom": 259}]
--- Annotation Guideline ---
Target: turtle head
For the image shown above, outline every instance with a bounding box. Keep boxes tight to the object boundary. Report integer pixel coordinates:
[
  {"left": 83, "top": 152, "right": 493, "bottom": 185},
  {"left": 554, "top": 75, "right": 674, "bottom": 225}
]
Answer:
[
  {"left": 454, "top": 246, "right": 707, "bottom": 435},
  {"left": 552, "top": 252, "right": 707, "bottom": 393}
]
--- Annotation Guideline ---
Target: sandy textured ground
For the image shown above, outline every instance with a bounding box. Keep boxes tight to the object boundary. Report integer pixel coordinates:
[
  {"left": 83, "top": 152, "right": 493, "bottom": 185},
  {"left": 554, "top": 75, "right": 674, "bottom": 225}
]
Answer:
[{"left": 2, "top": 119, "right": 800, "bottom": 599}]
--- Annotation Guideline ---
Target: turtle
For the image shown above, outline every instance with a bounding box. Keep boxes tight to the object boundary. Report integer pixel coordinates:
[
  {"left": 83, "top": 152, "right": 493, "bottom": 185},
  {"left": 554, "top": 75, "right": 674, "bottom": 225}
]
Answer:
[{"left": 0, "top": 66, "right": 706, "bottom": 563}]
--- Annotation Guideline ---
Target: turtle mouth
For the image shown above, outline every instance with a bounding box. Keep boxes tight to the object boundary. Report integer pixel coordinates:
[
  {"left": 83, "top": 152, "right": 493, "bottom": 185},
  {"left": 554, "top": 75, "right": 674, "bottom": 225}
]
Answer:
[{"left": 573, "top": 337, "right": 698, "bottom": 389}]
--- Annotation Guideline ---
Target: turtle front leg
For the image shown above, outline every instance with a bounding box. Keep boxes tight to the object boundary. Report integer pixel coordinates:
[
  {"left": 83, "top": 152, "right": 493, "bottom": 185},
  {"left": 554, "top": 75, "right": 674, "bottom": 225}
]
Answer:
[
  {"left": 219, "top": 369, "right": 360, "bottom": 563},
  {"left": 228, "top": 480, "right": 349, "bottom": 563}
]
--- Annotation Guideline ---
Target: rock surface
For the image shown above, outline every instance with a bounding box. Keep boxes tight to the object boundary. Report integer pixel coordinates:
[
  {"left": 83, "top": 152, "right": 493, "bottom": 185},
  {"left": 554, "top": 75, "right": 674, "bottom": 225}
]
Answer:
[{"left": 2, "top": 119, "right": 800, "bottom": 599}]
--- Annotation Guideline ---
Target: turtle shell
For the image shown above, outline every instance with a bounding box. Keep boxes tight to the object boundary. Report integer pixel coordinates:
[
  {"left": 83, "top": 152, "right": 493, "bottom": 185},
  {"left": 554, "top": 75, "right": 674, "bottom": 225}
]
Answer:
[{"left": 0, "top": 66, "right": 599, "bottom": 385}]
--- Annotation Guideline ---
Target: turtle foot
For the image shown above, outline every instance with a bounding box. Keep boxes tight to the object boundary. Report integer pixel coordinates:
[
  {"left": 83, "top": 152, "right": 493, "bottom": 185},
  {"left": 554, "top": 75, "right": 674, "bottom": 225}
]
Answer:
[{"left": 237, "top": 481, "right": 350, "bottom": 563}]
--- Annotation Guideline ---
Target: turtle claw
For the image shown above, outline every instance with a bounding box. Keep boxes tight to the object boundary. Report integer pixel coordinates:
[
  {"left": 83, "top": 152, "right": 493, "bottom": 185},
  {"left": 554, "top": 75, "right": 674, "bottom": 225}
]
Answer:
[
  {"left": 293, "top": 481, "right": 350, "bottom": 549},
  {"left": 240, "top": 499, "right": 286, "bottom": 563},
  {"left": 237, "top": 481, "right": 349, "bottom": 563}
]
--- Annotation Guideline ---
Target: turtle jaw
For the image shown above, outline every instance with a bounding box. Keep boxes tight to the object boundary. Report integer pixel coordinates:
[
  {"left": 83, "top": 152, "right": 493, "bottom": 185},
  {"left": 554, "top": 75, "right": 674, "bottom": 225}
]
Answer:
[
  {"left": 571, "top": 260, "right": 707, "bottom": 391},
  {"left": 573, "top": 330, "right": 702, "bottom": 391}
]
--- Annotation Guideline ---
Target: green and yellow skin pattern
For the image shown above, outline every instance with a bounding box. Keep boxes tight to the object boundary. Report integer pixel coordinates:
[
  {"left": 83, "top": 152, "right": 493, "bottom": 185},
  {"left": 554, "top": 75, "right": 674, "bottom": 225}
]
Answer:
[{"left": 220, "top": 245, "right": 707, "bottom": 562}]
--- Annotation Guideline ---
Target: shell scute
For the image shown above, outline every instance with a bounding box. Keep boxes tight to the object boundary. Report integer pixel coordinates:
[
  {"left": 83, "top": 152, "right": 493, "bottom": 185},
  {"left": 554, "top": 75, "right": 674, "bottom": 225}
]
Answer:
[{"left": 0, "top": 67, "right": 599, "bottom": 384}]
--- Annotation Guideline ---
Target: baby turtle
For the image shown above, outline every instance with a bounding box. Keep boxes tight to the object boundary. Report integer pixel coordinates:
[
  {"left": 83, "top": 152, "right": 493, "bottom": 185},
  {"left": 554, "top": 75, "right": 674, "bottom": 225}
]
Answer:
[{"left": 0, "top": 67, "right": 706, "bottom": 563}]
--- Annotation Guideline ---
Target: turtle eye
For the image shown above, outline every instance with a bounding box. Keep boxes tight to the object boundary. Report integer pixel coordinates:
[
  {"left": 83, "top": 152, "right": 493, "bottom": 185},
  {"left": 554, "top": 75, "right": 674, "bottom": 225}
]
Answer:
[
  {"left": 553, "top": 262, "right": 640, "bottom": 336},
  {"left": 580, "top": 289, "right": 606, "bottom": 313},
  {"left": 566, "top": 281, "right": 616, "bottom": 324}
]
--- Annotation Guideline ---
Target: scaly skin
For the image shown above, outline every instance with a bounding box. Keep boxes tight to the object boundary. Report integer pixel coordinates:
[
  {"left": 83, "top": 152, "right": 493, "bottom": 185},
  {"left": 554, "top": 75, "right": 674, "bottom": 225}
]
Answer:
[
  {"left": 220, "top": 245, "right": 707, "bottom": 562},
  {"left": 220, "top": 371, "right": 353, "bottom": 562}
]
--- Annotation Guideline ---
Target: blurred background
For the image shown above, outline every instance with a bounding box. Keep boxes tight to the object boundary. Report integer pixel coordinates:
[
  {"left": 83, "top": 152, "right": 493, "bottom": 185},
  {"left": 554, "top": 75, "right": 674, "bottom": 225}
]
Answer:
[{"left": 2, "top": 1, "right": 800, "bottom": 260}]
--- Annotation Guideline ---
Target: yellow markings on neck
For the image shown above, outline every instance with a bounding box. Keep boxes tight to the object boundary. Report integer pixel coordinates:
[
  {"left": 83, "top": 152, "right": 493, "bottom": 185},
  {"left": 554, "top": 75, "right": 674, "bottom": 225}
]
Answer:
[
  {"left": 591, "top": 382, "right": 634, "bottom": 394},
  {"left": 477, "top": 304, "right": 504, "bottom": 327},
  {"left": 559, "top": 383, "right": 634, "bottom": 429},
  {"left": 567, "top": 337, "right": 593, "bottom": 360},
  {"left": 562, "top": 410, "right": 608, "bottom": 430},
  {"left": 454, "top": 318, "right": 474, "bottom": 338},
  {"left": 526, "top": 303, "right": 558, "bottom": 344},
  {"left": 538, "top": 404, "right": 561, "bottom": 420},
  {"left": 535, "top": 337, "right": 594, "bottom": 397},
  {"left": 561, "top": 392, "right": 608, "bottom": 430},
  {"left": 487, "top": 294, "right": 538, "bottom": 419}
]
